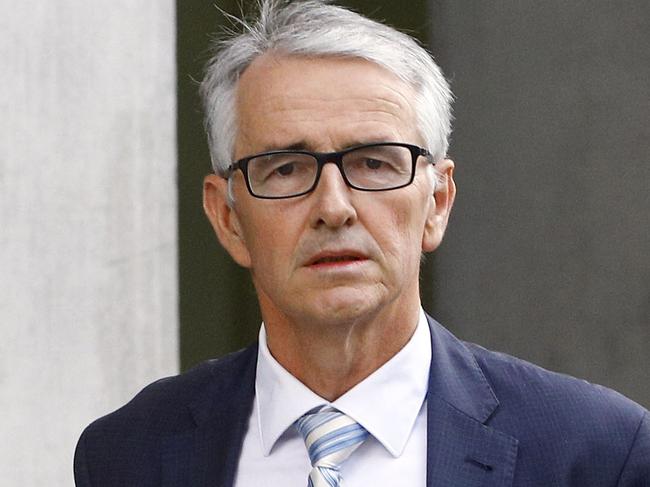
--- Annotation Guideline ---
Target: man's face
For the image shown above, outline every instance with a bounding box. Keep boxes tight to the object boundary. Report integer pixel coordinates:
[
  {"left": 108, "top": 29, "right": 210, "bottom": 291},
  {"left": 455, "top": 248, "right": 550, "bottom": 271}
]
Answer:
[{"left": 204, "top": 54, "right": 454, "bottom": 328}]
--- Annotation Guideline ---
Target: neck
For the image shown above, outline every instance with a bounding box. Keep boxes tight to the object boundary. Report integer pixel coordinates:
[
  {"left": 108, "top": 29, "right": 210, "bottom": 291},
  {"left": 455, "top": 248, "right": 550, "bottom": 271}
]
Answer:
[{"left": 261, "top": 295, "right": 421, "bottom": 401}]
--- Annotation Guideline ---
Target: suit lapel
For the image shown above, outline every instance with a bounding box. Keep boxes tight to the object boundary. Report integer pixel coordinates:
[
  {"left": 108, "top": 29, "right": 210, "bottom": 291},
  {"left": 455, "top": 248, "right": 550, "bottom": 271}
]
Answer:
[
  {"left": 161, "top": 345, "right": 258, "bottom": 487},
  {"left": 426, "top": 316, "right": 518, "bottom": 486}
]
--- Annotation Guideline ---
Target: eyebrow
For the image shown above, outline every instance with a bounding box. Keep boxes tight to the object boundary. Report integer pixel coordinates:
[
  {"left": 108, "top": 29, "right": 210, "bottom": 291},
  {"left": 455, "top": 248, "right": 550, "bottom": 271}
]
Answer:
[
  {"left": 284, "top": 141, "right": 310, "bottom": 151},
  {"left": 264, "top": 137, "right": 398, "bottom": 153}
]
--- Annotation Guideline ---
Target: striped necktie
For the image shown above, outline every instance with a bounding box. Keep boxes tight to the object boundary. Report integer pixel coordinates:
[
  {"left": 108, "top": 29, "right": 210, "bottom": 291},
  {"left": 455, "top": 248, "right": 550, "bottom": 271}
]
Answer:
[{"left": 295, "top": 405, "right": 370, "bottom": 487}]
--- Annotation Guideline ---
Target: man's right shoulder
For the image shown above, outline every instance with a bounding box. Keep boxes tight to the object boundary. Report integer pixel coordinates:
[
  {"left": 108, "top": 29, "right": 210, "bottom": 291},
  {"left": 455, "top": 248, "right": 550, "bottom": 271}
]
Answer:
[
  {"left": 74, "top": 344, "right": 258, "bottom": 485},
  {"left": 80, "top": 343, "right": 258, "bottom": 439}
]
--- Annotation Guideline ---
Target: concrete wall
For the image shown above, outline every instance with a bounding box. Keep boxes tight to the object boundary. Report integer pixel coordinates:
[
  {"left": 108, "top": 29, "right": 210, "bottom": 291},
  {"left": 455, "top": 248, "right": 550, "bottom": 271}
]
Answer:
[
  {"left": 429, "top": 1, "right": 650, "bottom": 407},
  {"left": 0, "top": 2, "right": 178, "bottom": 485}
]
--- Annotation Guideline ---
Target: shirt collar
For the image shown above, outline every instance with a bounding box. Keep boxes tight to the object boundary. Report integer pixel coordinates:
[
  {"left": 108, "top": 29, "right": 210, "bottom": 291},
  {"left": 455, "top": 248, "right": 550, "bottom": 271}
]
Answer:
[{"left": 255, "top": 308, "right": 431, "bottom": 457}]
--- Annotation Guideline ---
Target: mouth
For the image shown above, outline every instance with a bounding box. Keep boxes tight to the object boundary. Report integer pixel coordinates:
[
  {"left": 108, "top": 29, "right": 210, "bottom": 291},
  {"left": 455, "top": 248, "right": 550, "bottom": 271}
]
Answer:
[{"left": 306, "top": 252, "right": 368, "bottom": 267}]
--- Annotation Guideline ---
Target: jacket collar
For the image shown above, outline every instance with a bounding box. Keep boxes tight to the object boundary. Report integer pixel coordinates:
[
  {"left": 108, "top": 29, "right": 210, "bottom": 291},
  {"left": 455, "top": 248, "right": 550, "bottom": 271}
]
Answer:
[
  {"left": 426, "top": 314, "right": 498, "bottom": 422},
  {"left": 161, "top": 345, "right": 258, "bottom": 487},
  {"left": 425, "top": 315, "right": 518, "bottom": 486}
]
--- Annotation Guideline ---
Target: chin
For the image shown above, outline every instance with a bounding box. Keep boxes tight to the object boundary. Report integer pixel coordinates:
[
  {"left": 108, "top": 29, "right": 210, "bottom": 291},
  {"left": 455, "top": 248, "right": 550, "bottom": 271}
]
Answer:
[{"left": 299, "top": 288, "right": 386, "bottom": 326}]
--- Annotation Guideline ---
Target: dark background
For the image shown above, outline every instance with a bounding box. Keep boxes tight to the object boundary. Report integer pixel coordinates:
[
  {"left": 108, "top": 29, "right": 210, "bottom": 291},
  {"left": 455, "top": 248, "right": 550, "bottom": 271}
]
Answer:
[{"left": 177, "top": 1, "right": 650, "bottom": 407}]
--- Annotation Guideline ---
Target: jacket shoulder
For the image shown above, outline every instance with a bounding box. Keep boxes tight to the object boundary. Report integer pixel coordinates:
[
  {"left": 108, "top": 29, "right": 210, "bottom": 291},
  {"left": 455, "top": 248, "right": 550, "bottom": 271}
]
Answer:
[
  {"left": 465, "top": 342, "right": 649, "bottom": 484},
  {"left": 465, "top": 341, "right": 646, "bottom": 420},
  {"left": 84, "top": 344, "right": 257, "bottom": 436},
  {"left": 74, "top": 344, "right": 258, "bottom": 486}
]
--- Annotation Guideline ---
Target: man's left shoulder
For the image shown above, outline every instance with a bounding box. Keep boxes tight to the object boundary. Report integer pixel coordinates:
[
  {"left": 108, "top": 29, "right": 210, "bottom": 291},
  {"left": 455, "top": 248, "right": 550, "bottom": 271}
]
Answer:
[
  {"left": 465, "top": 341, "right": 649, "bottom": 482},
  {"left": 465, "top": 341, "right": 647, "bottom": 426}
]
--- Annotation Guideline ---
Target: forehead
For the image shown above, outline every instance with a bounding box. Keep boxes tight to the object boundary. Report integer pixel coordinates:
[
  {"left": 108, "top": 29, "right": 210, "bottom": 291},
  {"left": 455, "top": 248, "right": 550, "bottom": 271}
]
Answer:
[{"left": 234, "top": 53, "right": 419, "bottom": 156}]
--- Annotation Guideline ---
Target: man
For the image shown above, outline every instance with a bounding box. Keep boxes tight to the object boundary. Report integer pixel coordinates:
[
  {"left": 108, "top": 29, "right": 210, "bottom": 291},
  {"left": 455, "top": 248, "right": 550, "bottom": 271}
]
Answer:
[{"left": 74, "top": 1, "right": 649, "bottom": 486}]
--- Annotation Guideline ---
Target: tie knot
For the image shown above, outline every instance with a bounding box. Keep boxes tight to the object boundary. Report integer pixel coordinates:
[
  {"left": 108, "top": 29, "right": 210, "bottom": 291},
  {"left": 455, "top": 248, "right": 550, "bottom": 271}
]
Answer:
[{"left": 295, "top": 406, "right": 369, "bottom": 469}]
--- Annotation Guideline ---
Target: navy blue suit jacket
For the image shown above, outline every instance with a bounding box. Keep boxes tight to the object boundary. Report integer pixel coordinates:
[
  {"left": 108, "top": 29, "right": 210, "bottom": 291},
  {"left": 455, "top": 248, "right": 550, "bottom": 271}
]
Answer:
[{"left": 75, "top": 316, "right": 650, "bottom": 486}]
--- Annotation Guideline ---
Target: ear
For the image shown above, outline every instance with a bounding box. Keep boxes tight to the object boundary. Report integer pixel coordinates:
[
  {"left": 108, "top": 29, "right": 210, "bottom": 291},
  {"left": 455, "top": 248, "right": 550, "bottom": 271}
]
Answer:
[
  {"left": 422, "top": 159, "right": 456, "bottom": 252},
  {"left": 203, "top": 174, "right": 252, "bottom": 268}
]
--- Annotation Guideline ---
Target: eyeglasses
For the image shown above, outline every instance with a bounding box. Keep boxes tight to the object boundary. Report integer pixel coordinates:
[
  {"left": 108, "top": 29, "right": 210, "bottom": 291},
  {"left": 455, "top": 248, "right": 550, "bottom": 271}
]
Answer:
[{"left": 224, "top": 142, "right": 434, "bottom": 199}]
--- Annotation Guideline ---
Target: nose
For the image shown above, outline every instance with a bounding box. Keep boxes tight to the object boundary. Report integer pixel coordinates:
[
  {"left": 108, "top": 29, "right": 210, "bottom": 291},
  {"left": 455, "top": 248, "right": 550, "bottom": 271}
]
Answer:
[{"left": 309, "top": 163, "right": 358, "bottom": 229}]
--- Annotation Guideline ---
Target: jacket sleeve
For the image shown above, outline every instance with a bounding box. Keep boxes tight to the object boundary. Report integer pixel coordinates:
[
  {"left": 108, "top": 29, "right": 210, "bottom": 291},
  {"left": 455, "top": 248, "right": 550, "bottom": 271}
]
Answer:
[
  {"left": 73, "top": 429, "right": 93, "bottom": 487},
  {"left": 616, "top": 411, "right": 650, "bottom": 487}
]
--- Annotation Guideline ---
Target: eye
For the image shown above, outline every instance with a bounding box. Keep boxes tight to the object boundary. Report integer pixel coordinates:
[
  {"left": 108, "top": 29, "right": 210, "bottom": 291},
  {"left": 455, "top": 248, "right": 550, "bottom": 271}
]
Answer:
[
  {"left": 275, "top": 163, "right": 295, "bottom": 176},
  {"left": 364, "top": 158, "right": 384, "bottom": 170}
]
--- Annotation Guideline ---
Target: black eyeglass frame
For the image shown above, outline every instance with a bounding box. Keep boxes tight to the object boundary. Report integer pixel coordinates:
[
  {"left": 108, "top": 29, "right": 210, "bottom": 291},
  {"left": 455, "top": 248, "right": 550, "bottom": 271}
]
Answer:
[{"left": 223, "top": 142, "right": 435, "bottom": 200}]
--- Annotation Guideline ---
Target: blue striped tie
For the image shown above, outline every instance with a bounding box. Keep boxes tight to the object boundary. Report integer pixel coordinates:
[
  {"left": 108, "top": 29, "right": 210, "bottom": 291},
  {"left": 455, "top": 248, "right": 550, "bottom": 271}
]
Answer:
[{"left": 295, "top": 405, "right": 370, "bottom": 487}]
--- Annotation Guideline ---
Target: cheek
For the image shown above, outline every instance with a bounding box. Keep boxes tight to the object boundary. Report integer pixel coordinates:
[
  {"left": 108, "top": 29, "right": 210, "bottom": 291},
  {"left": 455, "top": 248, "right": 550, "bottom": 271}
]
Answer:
[
  {"left": 374, "top": 198, "right": 427, "bottom": 266},
  {"left": 239, "top": 210, "right": 300, "bottom": 276}
]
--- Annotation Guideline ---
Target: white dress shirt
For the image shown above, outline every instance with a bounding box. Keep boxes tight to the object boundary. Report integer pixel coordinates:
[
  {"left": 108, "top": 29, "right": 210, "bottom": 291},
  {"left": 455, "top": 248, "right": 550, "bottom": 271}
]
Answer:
[{"left": 234, "top": 309, "right": 431, "bottom": 487}]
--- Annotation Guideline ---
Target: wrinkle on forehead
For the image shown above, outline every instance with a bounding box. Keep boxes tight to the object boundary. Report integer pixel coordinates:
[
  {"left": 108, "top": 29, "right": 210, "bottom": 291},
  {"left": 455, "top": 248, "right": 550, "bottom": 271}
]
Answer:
[
  {"left": 243, "top": 86, "right": 413, "bottom": 121},
  {"left": 259, "top": 87, "right": 410, "bottom": 109},
  {"left": 259, "top": 107, "right": 409, "bottom": 128}
]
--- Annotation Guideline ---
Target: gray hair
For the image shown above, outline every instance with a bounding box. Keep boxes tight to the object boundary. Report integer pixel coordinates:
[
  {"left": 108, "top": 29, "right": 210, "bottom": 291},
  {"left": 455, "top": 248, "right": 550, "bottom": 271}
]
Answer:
[{"left": 200, "top": 0, "right": 453, "bottom": 175}]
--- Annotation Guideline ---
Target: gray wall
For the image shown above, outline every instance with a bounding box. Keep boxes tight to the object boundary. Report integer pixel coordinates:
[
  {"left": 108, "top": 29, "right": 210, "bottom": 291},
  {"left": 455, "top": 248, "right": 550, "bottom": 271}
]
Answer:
[
  {"left": 429, "top": 1, "right": 650, "bottom": 407},
  {"left": 0, "top": 2, "right": 178, "bottom": 485}
]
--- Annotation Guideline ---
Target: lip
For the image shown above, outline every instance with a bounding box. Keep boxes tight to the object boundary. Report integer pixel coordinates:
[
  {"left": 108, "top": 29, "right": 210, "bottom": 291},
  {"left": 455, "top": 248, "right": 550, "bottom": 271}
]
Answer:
[{"left": 305, "top": 250, "right": 369, "bottom": 268}]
